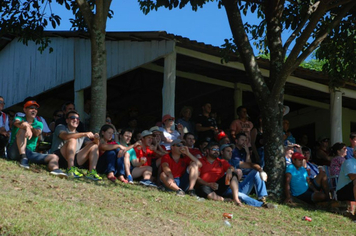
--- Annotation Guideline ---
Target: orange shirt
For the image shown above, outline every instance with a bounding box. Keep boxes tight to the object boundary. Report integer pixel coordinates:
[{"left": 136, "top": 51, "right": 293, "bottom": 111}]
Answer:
[{"left": 199, "top": 157, "right": 231, "bottom": 183}]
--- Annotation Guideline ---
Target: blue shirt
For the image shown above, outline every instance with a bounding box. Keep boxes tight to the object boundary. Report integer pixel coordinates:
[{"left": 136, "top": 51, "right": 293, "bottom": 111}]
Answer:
[
  {"left": 346, "top": 147, "right": 354, "bottom": 160},
  {"left": 286, "top": 164, "right": 309, "bottom": 196},
  {"left": 336, "top": 157, "right": 356, "bottom": 191},
  {"left": 232, "top": 147, "right": 247, "bottom": 163}
]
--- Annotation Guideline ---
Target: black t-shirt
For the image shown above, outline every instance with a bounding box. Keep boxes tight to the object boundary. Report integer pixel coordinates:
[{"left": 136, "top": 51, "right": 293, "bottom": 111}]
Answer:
[{"left": 196, "top": 114, "right": 215, "bottom": 142}]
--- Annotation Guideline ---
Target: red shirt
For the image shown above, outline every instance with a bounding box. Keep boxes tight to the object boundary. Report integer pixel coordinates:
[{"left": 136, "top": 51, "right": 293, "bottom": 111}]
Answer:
[
  {"left": 199, "top": 157, "right": 231, "bottom": 183},
  {"left": 99, "top": 140, "right": 117, "bottom": 157},
  {"left": 134, "top": 146, "right": 157, "bottom": 166},
  {"left": 161, "top": 154, "right": 192, "bottom": 178},
  {"left": 188, "top": 148, "right": 203, "bottom": 158}
]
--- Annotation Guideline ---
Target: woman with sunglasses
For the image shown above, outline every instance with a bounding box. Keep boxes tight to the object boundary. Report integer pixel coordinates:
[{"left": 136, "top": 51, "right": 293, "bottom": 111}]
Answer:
[
  {"left": 330, "top": 142, "right": 347, "bottom": 176},
  {"left": 159, "top": 114, "right": 184, "bottom": 151}
]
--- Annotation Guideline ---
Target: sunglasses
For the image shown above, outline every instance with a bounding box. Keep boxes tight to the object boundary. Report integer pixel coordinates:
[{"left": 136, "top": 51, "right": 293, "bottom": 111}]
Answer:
[
  {"left": 210, "top": 148, "right": 220, "bottom": 152},
  {"left": 68, "top": 116, "right": 80, "bottom": 120},
  {"left": 56, "top": 114, "right": 63, "bottom": 118},
  {"left": 27, "top": 106, "right": 38, "bottom": 110},
  {"left": 0, "top": 101, "right": 5, "bottom": 105},
  {"left": 174, "top": 143, "right": 183, "bottom": 147},
  {"left": 167, "top": 118, "right": 174, "bottom": 121}
]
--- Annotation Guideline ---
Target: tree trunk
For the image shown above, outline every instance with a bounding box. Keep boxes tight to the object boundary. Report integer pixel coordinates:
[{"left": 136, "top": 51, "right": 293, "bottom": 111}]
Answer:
[
  {"left": 89, "top": 29, "right": 107, "bottom": 133},
  {"left": 260, "top": 100, "right": 285, "bottom": 200}
]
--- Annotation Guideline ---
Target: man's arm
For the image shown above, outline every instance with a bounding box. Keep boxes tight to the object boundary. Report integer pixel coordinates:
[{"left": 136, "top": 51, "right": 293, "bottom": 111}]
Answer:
[
  {"left": 59, "top": 131, "right": 94, "bottom": 140},
  {"left": 284, "top": 173, "right": 293, "bottom": 203},
  {"left": 239, "top": 161, "right": 262, "bottom": 172},
  {"left": 180, "top": 146, "right": 202, "bottom": 168},
  {"left": 195, "top": 123, "right": 215, "bottom": 132}
]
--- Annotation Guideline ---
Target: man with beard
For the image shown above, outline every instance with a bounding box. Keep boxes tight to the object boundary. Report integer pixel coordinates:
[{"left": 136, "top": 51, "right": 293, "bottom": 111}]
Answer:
[{"left": 196, "top": 142, "right": 243, "bottom": 206}]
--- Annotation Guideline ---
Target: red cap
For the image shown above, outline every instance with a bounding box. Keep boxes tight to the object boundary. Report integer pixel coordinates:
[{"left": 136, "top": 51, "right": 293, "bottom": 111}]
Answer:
[
  {"left": 162, "top": 114, "right": 174, "bottom": 123},
  {"left": 215, "top": 130, "right": 227, "bottom": 141},
  {"left": 24, "top": 100, "right": 40, "bottom": 108},
  {"left": 292, "top": 152, "right": 305, "bottom": 160}
]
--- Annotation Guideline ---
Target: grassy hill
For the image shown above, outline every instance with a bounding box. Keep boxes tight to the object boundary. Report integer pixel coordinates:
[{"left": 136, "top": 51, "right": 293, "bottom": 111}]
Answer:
[{"left": 0, "top": 158, "right": 355, "bottom": 236}]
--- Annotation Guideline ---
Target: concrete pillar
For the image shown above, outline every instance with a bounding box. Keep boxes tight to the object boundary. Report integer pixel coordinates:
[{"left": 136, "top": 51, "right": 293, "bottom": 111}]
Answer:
[
  {"left": 162, "top": 51, "right": 177, "bottom": 120},
  {"left": 75, "top": 90, "right": 85, "bottom": 120},
  {"left": 330, "top": 90, "right": 342, "bottom": 144},
  {"left": 234, "top": 83, "right": 243, "bottom": 119}
]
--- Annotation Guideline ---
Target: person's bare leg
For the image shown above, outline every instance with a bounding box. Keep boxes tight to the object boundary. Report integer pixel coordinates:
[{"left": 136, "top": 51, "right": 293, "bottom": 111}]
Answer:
[
  {"left": 160, "top": 172, "right": 179, "bottom": 191},
  {"left": 132, "top": 166, "right": 152, "bottom": 179},
  {"left": 76, "top": 143, "right": 99, "bottom": 171},
  {"left": 60, "top": 138, "right": 77, "bottom": 168},
  {"left": 207, "top": 191, "right": 224, "bottom": 201},
  {"left": 187, "top": 163, "right": 199, "bottom": 190},
  {"left": 16, "top": 129, "right": 27, "bottom": 155},
  {"left": 44, "top": 154, "right": 59, "bottom": 171},
  {"left": 230, "top": 176, "right": 243, "bottom": 206},
  {"left": 124, "top": 152, "right": 131, "bottom": 177}
]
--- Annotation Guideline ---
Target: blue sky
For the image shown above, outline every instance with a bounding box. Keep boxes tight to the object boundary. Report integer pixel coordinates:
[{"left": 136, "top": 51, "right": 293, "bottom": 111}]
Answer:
[{"left": 54, "top": 1, "right": 256, "bottom": 48}]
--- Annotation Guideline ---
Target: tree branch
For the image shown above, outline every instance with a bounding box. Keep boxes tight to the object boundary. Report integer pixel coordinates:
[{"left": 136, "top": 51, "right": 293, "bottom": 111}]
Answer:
[
  {"left": 75, "top": 0, "right": 94, "bottom": 31},
  {"left": 295, "top": 1, "right": 356, "bottom": 66},
  {"left": 222, "top": 0, "right": 269, "bottom": 103},
  {"left": 282, "top": 1, "right": 320, "bottom": 58}
]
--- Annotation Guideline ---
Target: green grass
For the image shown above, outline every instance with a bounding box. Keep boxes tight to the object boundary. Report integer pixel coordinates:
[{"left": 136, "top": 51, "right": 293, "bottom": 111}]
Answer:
[{"left": 0, "top": 158, "right": 355, "bottom": 236}]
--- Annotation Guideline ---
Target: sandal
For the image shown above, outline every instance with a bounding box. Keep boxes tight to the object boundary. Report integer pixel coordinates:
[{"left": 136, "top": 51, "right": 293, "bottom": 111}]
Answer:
[{"left": 118, "top": 176, "right": 128, "bottom": 183}]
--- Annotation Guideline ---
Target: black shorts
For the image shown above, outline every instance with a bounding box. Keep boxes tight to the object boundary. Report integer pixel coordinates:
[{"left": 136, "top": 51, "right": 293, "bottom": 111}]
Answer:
[
  {"left": 337, "top": 181, "right": 355, "bottom": 201},
  {"left": 196, "top": 173, "right": 237, "bottom": 199},
  {"left": 53, "top": 149, "right": 84, "bottom": 169}
]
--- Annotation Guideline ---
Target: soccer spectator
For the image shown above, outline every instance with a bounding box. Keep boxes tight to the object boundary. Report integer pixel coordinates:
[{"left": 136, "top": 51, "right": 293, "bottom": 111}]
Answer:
[
  {"left": 346, "top": 132, "right": 356, "bottom": 160},
  {"left": 284, "top": 141, "right": 301, "bottom": 166},
  {"left": 49, "top": 109, "right": 64, "bottom": 133},
  {"left": 314, "top": 136, "right": 332, "bottom": 166},
  {"left": 336, "top": 154, "right": 356, "bottom": 201},
  {"left": 7, "top": 100, "right": 66, "bottom": 178},
  {"left": 250, "top": 115, "right": 264, "bottom": 167},
  {"left": 97, "top": 125, "right": 140, "bottom": 183},
  {"left": 160, "top": 139, "right": 202, "bottom": 196},
  {"left": 176, "top": 106, "right": 195, "bottom": 136},
  {"left": 134, "top": 130, "right": 161, "bottom": 187},
  {"left": 282, "top": 119, "right": 296, "bottom": 144},
  {"left": 149, "top": 126, "right": 168, "bottom": 155},
  {"left": 230, "top": 106, "right": 253, "bottom": 147},
  {"left": 302, "top": 146, "right": 330, "bottom": 196},
  {"left": 330, "top": 142, "right": 347, "bottom": 176},
  {"left": 159, "top": 114, "right": 184, "bottom": 151},
  {"left": 115, "top": 128, "right": 141, "bottom": 184},
  {"left": 55, "top": 101, "right": 86, "bottom": 132},
  {"left": 195, "top": 142, "right": 243, "bottom": 206},
  {"left": 50, "top": 110, "right": 101, "bottom": 180},
  {"left": 285, "top": 152, "right": 329, "bottom": 204},
  {"left": 183, "top": 132, "right": 202, "bottom": 159},
  {"left": 195, "top": 102, "right": 218, "bottom": 143},
  {"left": 0, "top": 96, "right": 10, "bottom": 157},
  {"left": 220, "top": 144, "right": 274, "bottom": 208}
]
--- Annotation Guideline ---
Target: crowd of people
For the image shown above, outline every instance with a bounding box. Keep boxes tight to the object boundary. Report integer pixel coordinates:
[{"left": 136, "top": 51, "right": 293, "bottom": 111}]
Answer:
[{"left": 0, "top": 96, "right": 355, "bottom": 207}]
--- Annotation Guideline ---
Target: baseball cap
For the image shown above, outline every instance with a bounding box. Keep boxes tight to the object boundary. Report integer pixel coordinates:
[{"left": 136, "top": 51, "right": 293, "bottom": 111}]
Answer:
[
  {"left": 170, "top": 139, "right": 186, "bottom": 146},
  {"left": 149, "top": 126, "right": 162, "bottom": 133},
  {"left": 220, "top": 143, "right": 235, "bottom": 151},
  {"left": 292, "top": 152, "right": 306, "bottom": 160},
  {"left": 141, "top": 130, "right": 153, "bottom": 138},
  {"left": 162, "top": 114, "right": 174, "bottom": 123},
  {"left": 24, "top": 100, "right": 40, "bottom": 108}
]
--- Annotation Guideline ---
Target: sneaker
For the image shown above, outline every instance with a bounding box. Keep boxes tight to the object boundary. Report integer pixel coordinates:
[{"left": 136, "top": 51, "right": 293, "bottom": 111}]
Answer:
[
  {"left": 50, "top": 169, "right": 68, "bottom": 179},
  {"left": 86, "top": 169, "right": 102, "bottom": 181},
  {"left": 139, "top": 179, "right": 150, "bottom": 186},
  {"left": 19, "top": 157, "right": 30, "bottom": 169},
  {"left": 127, "top": 175, "right": 134, "bottom": 184},
  {"left": 147, "top": 181, "right": 157, "bottom": 188},
  {"left": 176, "top": 189, "right": 185, "bottom": 197},
  {"left": 186, "top": 189, "right": 197, "bottom": 197},
  {"left": 67, "top": 166, "right": 83, "bottom": 178},
  {"left": 262, "top": 203, "right": 276, "bottom": 209},
  {"left": 259, "top": 197, "right": 267, "bottom": 204}
]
